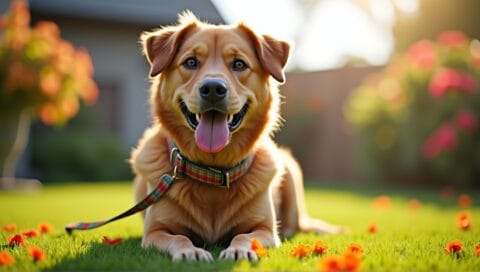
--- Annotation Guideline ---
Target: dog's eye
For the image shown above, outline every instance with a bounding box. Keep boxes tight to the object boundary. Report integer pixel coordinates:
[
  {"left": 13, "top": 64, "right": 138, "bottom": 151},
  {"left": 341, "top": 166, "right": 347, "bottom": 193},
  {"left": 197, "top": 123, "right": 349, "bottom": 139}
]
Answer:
[
  {"left": 183, "top": 57, "right": 199, "bottom": 70},
  {"left": 232, "top": 59, "right": 248, "bottom": 71}
]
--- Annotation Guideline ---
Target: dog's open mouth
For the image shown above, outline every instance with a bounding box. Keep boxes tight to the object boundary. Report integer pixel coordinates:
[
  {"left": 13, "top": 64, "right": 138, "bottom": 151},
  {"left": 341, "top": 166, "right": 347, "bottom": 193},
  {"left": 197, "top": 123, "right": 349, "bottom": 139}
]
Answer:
[{"left": 180, "top": 101, "right": 249, "bottom": 153}]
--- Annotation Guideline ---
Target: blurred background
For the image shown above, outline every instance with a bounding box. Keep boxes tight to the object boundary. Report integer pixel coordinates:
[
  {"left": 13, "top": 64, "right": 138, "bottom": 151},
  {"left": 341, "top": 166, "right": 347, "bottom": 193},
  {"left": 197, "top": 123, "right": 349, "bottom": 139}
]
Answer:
[{"left": 1, "top": 0, "right": 479, "bottom": 187}]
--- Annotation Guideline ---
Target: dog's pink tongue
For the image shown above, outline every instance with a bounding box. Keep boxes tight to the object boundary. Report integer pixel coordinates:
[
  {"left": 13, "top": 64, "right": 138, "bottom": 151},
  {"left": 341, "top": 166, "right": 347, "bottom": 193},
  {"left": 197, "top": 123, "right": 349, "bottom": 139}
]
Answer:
[{"left": 195, "top": 111, "right": 229, "bottom": 153}]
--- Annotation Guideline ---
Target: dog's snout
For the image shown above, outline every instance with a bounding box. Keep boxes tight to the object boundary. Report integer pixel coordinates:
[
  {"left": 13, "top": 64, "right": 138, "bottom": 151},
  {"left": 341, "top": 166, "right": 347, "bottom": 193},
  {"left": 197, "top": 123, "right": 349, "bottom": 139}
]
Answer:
[{"left": 199, "top": 79, "right": 228, "bottom": 102}]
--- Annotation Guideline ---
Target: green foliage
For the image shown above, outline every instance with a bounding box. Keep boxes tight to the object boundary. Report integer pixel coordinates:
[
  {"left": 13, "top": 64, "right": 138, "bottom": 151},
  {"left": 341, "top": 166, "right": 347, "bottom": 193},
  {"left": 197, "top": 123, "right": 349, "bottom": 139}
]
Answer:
[
  {"left": 0, "top": 182, "right": 479, "bottom": 271},
  {"left": 345, "top": 31, "right": 480, "bottom": 185},
  {"left": 30, "top": 132, "right": 131, "bottom": 182}
]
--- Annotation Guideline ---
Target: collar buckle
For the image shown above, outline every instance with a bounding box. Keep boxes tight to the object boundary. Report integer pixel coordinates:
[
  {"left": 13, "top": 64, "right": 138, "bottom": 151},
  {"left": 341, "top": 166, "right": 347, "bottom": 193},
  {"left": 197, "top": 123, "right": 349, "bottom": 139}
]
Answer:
[
  {"left": 170, "top": 146, "right": 185, "bottom": 179},
  {"left": 208, "top": 167, "right": 230, "bottom": 188}
]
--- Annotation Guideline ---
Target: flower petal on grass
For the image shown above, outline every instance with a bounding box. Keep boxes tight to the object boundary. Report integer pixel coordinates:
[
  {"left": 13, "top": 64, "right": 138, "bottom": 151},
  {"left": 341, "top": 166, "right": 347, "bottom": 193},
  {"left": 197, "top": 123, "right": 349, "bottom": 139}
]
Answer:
[
  {"left": 7, "top": 234, "right": 26, "bottom": 247},
  {"left": 290, "top": 244, "right": 312, "bottom": 258},
  {"left": 38, "top": 223, "right": 53, "bottom": 234},
  {"left": 250, "top": 238, "right": 268, "bottom": 257},
  {"left": 373, "top": 195, "right": 391, "bottom": 210},
  {"left": 27, "top": 247, "right": 45, "bottom": 262},
  {"left": 0, "top": 251, "right": 15, "bottom": 266},
  {"left": 346, "top": 243, "right": 364, "bottom": 255},
  {"left": 444, "top": 239, "right": 463, "bottom": 253},
  {"left": 313, "top": 241, "right": 328, "bottom": 255},
  {"left": 456, "top": 212, "right": 471, "bottom": 231},
  {"left": 102, "top": 236, "right": 122, "bottom": 246},
  {"left": 2, "top": 224, "right": 17, "bottom": 232},
  {"left": 22, "top": 229, "right": 40, "bottom": 238},
  {"left": 367, "top": 223, "right": 378, "bottom": 234},
  {"left": 317, "top": 255, "right": 342, "bottom": 272}
]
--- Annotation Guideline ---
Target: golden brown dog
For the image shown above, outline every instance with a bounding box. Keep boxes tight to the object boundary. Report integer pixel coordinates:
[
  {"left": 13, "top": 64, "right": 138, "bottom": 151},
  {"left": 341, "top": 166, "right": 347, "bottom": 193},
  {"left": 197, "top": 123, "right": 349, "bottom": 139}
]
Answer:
[{"left": 130, "top": 12, "right": 343, "bottom": 262}]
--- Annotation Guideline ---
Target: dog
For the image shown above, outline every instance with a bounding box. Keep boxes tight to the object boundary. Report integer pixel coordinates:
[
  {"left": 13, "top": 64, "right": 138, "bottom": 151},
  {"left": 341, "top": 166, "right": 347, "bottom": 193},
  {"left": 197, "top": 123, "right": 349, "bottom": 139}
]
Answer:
[{"left": 130, "top": 12, "right": 343, "bottom": 262}]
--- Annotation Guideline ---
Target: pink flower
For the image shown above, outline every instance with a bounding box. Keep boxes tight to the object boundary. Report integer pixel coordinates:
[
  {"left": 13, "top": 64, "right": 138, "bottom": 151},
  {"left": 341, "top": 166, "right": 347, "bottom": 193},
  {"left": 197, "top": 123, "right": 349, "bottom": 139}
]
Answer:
[
  {"left": 455, "top": 110, "right": 476, "bottom": 133},
  {"left": 422, "top": 123, "right": 457, "bottom": 160},
  {"left": 437, "top": 31, "right": 468, "bottom": 48},
  {"left": 407, "top": 40, "right": 436, "bottom": 69},
  {"left": 429, "top": 69, "right": 476, "bottom": 97}
]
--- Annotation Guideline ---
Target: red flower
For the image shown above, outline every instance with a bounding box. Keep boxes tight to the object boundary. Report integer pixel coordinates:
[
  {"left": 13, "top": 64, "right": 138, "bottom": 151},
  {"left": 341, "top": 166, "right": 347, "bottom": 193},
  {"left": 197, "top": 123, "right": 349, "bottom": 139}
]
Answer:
[
  {"left": 27, "top": 247, "right": 45, "bottom": 262},
  {"left": 342, "top": 252, "right": 362, "bottom": 271},
  {"left": 7, "top": 234, "right": 26, "bottom": 247},
  {"left": 0, "top": 251, "right": 15, "bottom": 266},
  {"left": 313, "top": 241, "right": 328, "bottom": 255},
  {"left": 445, "top": 239, "right": 463, "bottom": 253},
  {"left": 38, "top": 223, "right": 53, "bottom": 234},
  {"left": 367, "top": 223, "right": 378, "bottom": 234},
  {"left": 346, "top": 243, "right": 364, "bottom": 255},
  {"left": 475, "top": 244, "right": 480, "bottom": 256},
  {"left": 22, "top": 229, "right": 40, "bottom": 238},
  {"left": 290, "top": 244, "right": 312, "bottom": 258},
  {"left": 2, "top": 224, "right": 17, "bottom": 232},
  {"left": 437, "top": 31, "right": 468, "bottom": 48},
  {"left": 250, "top": 238, "right": 268, "bottom": 257},
  {"left": 408, "top": 199, "right": 421, "bottom": 211},
  {"left": 456, "top": 212, "right": 471, "bottom": 231},
  {"left": 318, "top": 255, "right": 343, "bottom": 272},
  {"left": 422, "top": 123, "right": 457, "bottom": 160},
  {"left": 458, "top": 194, "right": 473, "bottom": 208},
  {"left": 455, "top": 110, "right": 477, "bottom": 133},
  {"left": 102, "top": 236, "right": 122, "bottom": 246},
  {"left": 428, "top": 69, "right": 476, "bottom": 98},
  {"left": 407, "top": 40, "right": 436, "bottom": 69},
  {"left": 373, "top": 195, "right": 391, "bottom": 210}
]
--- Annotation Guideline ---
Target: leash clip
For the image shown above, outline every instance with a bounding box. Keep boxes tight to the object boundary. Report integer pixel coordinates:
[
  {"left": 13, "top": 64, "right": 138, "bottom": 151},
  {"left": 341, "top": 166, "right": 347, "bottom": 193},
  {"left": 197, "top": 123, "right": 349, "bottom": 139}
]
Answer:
[{"left": 170, "top": 146, "right": 185, "bottom": 179}]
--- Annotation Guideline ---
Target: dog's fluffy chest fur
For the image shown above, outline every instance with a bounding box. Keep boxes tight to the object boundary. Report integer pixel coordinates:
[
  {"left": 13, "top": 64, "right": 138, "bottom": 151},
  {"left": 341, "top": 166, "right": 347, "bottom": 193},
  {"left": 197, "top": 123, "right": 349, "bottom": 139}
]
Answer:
[{"left": 133, "top": 126, "right": 284, "bottom": 245}]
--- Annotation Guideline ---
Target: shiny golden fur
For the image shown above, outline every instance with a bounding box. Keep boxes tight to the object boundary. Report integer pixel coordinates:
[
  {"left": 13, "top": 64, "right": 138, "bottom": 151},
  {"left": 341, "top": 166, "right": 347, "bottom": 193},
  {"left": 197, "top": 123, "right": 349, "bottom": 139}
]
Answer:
[{"left": 130, "top": 13, "right": 343, "bottom": 262}]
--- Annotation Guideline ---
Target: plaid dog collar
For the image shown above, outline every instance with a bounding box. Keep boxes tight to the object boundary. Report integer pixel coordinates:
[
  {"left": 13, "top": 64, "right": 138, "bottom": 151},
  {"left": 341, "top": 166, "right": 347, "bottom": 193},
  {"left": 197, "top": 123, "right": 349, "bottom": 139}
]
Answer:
[{"left": 169, "top": 144, "right": 255, "bottom": 188}]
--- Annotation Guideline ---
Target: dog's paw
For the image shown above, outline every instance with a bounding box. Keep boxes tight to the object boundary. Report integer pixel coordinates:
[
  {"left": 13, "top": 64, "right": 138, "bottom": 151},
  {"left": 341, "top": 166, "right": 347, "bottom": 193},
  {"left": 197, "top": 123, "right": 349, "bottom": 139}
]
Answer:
[
  {"left": 171, "top": 247, "right": 214, "bottom": 262},
  {"left": 219, "top": 247, "right": 258, "bottom": 262}
]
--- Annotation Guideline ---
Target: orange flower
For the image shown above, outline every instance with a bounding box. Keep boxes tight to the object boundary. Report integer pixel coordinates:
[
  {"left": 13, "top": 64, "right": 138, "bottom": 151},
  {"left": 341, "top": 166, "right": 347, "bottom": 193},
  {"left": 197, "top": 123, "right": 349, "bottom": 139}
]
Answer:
[
  {"left": 313, "top": 241, "right": 328, "bottom": 255},
  {"left": 38, "top": 223, "right": 53, "bottom": 234},
  {"left": 444, "top": 239, "right": 463, "bottom": 253},
  {"left": 458, "top": 194, "right": 472, "bottom": 208},
  {"left": 0, "top": 251, "right": 15, "bottom": 266},
  {"left": 317, "top": 255, "right": 342, "bottom": 272},
  {"left": 346, "top": 243, "right": 363, "bottom": 255},
  {"left": 407, "top": 199, "right": 421, "bottom": 211},
  {"left": 290, "top": 244, "right": 312, "bottom": 258},
  {"left": 102, "top": 236, "right": 122, "bottom": 246},
  {"left": 27, "top": 247, "right": 45, "bottom": 262},
  {"left": 475, "top": 244, "right": 480, "bottom": 256},
  {"left": 7, "top": 234, "right": 26, "bottom": 247},
  {"left": 342, "top": 252, "right": 362, "bottom": 271},
  {"left": 367, "top": 223, "right": 378, "bottom": 234},
  {"left": 373, "top": 195, "right": 391, "bottom": 210},
  {"left": 2, "top": 224, "right": 17, "bottom": 232},
  {"left": 22, "top": 229, "right": 40, "bottom": 238},
  {"left": 250, "top": 238, "right": 268, "bottom": 257},
  {"left": 456, "top": 212, "right": 471, "bottom": 231}
]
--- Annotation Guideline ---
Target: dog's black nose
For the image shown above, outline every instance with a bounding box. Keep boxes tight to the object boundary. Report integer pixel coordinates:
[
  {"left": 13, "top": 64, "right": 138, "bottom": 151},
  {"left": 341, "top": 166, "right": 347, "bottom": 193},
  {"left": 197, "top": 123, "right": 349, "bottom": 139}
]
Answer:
[{"left": 199, "top": 79, "right": 228, "bottom": 102}]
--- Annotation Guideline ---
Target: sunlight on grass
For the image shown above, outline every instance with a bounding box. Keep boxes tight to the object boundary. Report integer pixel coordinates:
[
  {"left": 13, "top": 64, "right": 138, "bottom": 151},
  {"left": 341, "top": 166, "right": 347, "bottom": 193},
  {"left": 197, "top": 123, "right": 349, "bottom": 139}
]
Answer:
[{"left": 0, "top": 182, "right": 479, "bottom": 271}]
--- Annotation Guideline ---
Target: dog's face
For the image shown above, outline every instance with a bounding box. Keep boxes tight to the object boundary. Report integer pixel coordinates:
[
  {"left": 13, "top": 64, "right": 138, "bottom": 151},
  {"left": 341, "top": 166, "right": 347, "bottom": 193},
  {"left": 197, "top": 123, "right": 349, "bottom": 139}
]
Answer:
[{"left": 142, "top": 13, "right": 289, "bottom": 162}]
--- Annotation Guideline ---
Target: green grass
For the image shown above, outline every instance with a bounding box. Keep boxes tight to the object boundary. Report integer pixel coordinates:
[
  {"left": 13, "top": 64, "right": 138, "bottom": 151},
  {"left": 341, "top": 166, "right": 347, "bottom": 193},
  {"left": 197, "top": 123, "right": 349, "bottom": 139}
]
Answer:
[{"left": 0, "top": 182, "right": 479, "bottom": 271}]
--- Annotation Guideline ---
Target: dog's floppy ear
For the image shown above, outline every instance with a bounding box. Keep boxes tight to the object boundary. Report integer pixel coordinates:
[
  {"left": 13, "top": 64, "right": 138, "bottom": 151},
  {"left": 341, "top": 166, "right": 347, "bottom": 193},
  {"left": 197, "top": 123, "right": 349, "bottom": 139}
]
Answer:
[
  {"left": 141, "top": 21, "right": 197, "bottom": 77},
  {"left": 238, "top": 23, "right": 290, "bottom": 83}
]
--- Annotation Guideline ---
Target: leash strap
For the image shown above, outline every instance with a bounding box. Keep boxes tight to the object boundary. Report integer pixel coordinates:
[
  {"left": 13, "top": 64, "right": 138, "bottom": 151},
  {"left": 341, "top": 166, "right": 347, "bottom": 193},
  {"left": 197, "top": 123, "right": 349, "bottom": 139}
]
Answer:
[{"left": 65, "top": 174, "right": 174, "bottom": 234}]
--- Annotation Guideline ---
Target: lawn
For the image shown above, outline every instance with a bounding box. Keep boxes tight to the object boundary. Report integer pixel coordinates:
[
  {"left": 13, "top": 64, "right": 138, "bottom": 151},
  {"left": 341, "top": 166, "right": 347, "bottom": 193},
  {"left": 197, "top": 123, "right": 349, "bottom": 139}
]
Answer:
[{"left": 0, "top": 182, "right": 479, "bottom": 271}]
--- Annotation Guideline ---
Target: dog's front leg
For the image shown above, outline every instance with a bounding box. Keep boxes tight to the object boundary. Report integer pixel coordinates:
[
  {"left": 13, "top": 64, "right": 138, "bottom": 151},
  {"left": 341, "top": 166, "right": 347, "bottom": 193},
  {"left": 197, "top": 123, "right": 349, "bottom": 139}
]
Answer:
[
  {"left": 219, "top": 228, "right": 280, "bottom": 261},
  {"left": 143, "top": 230, "right": 213, "bottom": 262}
]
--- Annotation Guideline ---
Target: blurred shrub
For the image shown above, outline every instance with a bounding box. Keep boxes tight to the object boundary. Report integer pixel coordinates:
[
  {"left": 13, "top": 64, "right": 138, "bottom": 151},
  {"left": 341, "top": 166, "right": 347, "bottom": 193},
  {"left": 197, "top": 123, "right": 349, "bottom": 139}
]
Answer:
[
  {"left": 31, "top": 131, "right": 131, "bottom": 182},
  {"left": 346, "top": 31, "right": 480, "bottom": 186}
]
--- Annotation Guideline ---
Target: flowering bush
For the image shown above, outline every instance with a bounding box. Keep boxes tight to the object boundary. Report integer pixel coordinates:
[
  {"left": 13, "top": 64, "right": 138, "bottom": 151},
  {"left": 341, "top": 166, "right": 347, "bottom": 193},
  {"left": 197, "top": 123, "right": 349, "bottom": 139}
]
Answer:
[
  {"left": 0, "top": 0, "right": 98, "bottom": 125},
  {"left": 346, "top": 30, "right": 480, "bottom": 186}
]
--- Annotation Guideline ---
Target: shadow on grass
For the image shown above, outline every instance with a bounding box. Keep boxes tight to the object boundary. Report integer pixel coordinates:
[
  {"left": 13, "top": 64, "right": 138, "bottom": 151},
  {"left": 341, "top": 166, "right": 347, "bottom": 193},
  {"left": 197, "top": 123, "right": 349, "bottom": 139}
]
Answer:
[{"left": 47, "top": 237, "right": 237, "bottom": 272}]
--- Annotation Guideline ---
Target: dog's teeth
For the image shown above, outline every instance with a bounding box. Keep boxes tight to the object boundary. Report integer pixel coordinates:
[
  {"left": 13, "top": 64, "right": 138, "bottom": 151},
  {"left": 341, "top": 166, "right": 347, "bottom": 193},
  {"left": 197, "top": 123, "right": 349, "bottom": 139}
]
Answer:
[
  {"left": 228, "top": 114, "right": 233, "bottom": 123},
  {"left": 196, "top": 114, "right": 201, "bottom": 122}
]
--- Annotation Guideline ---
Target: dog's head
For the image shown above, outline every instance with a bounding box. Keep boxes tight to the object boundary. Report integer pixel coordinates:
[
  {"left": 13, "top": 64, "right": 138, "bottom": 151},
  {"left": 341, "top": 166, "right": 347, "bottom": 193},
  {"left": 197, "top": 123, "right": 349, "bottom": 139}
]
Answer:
[{"left": 141, "top": 12, "right": 289, "bottom": 165}]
